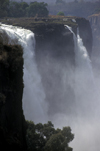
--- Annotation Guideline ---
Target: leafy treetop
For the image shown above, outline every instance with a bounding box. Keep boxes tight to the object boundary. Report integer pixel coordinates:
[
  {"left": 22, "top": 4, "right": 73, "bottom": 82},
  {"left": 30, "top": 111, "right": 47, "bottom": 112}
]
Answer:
[
  {"left": 0, "top": 0, "right": 49, "bottom": 18},
  {"left": 26, "top": 121, "right": 74, "bottom": 151}
]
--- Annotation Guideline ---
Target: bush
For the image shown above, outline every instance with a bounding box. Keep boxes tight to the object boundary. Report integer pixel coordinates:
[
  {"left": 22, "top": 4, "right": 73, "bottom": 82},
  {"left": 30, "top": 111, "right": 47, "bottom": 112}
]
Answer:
[{"left": 57, "top": 11, "right": 65, "bottom": 16}]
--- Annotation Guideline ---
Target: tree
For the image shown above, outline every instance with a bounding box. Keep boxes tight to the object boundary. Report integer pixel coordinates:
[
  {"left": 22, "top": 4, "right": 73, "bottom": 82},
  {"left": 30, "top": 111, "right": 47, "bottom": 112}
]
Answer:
[
  {"left": 20, "top": 2, "right": 29, "bottom": 10},
  {"left": 26, "top": 121, "right": 46, "bottom": 151},
  {"left": 0, "top": 0, "right": 9, "bottom": 17},
  {"left": 44, "top": 127, "right": 74, "bottom": 151},
  {"left": 27, "top": 2, "right": 49, "bottom": 17},
  {"left": 57, "top": 11, "right": 65, "bottom": 16},
  {"left": 9, "top": 1, "right": 29, "bottom": 17},
  {"left": 26, "top": 121, "right": 74, "bottom": 151}
]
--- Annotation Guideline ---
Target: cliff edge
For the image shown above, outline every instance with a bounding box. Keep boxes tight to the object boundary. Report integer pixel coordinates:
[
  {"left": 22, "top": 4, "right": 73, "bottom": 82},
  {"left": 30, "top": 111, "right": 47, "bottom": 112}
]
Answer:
[
  {"left": 0, "top": 16, "right": 93, "bottom": 116},
  {"left": 0, "top": 40, "right": 27, "bottom": 150},
  {"left": 1, "top": 16, "right": 92, "bottom": 56}
]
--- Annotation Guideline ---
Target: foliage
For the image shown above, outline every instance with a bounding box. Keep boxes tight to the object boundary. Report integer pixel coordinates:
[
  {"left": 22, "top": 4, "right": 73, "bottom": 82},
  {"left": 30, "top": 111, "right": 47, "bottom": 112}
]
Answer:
[
  {"left": 44, "top": 127, "right": 74, "bottom": 151},
  {"left": 0, "top": 0, "right": 9, "bottom": 17},
  {"left": 57, "top": 11, "right": 65, "bottom": 16},
  {"left": 1, "top": 0, "right": 100, "bottom": 18},
  {"left": 26, "top": 121, "right": 74, "bottom": 151},
  {"left": 48, "top": 1, "right": 100, "bottom": 18},
  {"left": 0, "top": 1, "right": 49, "bottom": 18},
  {"left": 27, "top": 2, "right": 49, "bottom": 17},
  {"left": 8, "top": 1, "right": 29, "bottom": 17}
]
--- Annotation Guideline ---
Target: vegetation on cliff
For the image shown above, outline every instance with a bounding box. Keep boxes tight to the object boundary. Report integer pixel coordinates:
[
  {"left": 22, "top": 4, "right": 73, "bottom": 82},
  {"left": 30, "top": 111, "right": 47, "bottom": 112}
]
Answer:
[
  {"left": 48, "top": 0, "right": 100, "bottom": 18},
  {"left": 57, "top": 11, "right": 65, "bottom": 16},
  {"left": 0, "top": 0, "right": 49, "bottom": 18},
  {"left": 1, "top": 0, "right": 100, "bottom": 18},
  {"left": 0, "top": 0, "right": 9, "bottom": 17}
]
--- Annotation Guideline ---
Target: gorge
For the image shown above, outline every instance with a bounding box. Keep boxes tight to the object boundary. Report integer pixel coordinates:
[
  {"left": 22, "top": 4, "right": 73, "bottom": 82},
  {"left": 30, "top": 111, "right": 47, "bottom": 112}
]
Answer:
[{"left": 0, "top": 17, "right": 100, "bottom": 151}]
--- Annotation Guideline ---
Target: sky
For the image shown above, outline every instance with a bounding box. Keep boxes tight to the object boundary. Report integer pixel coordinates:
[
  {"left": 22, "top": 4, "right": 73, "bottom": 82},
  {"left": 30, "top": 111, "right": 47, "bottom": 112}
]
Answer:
[{"left": 11, "top": 0, "right": 99, "bottom": 4}]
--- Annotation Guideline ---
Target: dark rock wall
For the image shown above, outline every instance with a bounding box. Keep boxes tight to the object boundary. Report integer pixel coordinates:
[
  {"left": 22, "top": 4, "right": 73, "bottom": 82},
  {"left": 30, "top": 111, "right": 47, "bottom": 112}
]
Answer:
[
  {"left": 88, "top": 14, "right": 100, "bottom": 47},
  {"left": 34, "top": 24, "right": 75, "bottom": 115},
  {"left": 32, "top": 19, "right": 92, "bottom": 116},
  {"left": 88, "top": 14, "right": 100, "bottom": 87},
  {"left": 34, "top": 24, "right": 75, "bottom": 61},
  {"left": 0, "top": 18, "right": 92, "bottom": 144},
  {"left": 76, "top": 18, "right": 93, "bottom": 57},
  {"left": 0, "top": 42, "right": 27, "bottom": 151}
]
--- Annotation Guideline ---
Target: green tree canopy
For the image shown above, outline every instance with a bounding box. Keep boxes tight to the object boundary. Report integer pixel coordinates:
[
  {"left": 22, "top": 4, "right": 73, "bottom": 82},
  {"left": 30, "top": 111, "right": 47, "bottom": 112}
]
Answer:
[
  {"left": 57, "top": 11, "right": 65, "bottom": 16},
  {"left": 9, "top": 1, "right": 29, "bottom": 17},
  {"left": 27, "top": 2, "right": 49, "bottom": 17},
  {"left": 26, "top": 121, "right": 74, "bottom": 151},
  {"left": 0, "top": 1, "right": 49, "bottom": 18},
  {"left": 0, "top": 0, "right": 9, "bottom": 17}
]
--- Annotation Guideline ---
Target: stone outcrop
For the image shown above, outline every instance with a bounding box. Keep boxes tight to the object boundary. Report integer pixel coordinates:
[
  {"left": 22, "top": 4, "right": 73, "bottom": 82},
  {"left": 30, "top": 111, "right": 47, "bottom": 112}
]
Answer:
[{"left": 0, "top": 41, "right": 27, "bottom": 151}]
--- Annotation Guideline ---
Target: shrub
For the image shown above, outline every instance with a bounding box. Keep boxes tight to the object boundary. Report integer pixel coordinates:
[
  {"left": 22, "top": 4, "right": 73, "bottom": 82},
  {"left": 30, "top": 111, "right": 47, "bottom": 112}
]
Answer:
[{"left": 57, "top": 11, "right": 65, "bottom": 16}]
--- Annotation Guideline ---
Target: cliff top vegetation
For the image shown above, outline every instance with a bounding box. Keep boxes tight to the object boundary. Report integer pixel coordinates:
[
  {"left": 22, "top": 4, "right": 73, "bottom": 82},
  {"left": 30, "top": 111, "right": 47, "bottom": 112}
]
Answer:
[
  {"left": 0, "top": 0, "right": 49, "bottom": 18},
  {"left": 0, "top": 15, "right": 78, "bottom": 33},
  {"left": 1, "top": 0, "right": 100, "bottom": 19}
]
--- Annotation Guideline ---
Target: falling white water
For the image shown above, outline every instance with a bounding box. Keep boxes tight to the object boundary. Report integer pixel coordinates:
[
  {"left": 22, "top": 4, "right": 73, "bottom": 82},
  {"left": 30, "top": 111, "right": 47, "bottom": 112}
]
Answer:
[
  {"left": 0, "top": 24, "right": 48, "bottom": 123},
  {"left": 1, "top": 23, "right": 100, "bottom": 151},
  {"left": 52, "top": 25, "right": 100, "bottom": 151},
  {"left": 65, "top": 25, "right": 95, "bottom": 115}
]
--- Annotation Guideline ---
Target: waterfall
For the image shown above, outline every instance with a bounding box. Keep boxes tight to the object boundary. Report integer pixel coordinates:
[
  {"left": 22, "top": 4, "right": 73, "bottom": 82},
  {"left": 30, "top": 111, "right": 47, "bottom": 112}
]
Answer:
[
  {"left": 65, "top": 25, "right": 95, "bottom": 116},
  {"left": 1, "top": 23, "right": 100, "bottom": 151},
  {"left": 55, "top": 25, "right": 100, "bottom": 151},
  {"left": 0, "top": 24, "right": 48, "bottom": 123}
]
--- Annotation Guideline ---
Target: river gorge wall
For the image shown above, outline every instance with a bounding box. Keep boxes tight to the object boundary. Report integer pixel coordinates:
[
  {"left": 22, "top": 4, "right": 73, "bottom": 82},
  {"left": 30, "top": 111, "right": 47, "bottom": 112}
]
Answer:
[
  {"left": 0, "top": 40, "right": 27, "bottom": 150},
  {"left": 88, "top": 13, "right": 100, "bottom": 93},
  {"left": 32, "top": 17, "right": 92, "bottom": 116},
  {"left": 0, "top": 17, "right": 92, "bottom": 149}
]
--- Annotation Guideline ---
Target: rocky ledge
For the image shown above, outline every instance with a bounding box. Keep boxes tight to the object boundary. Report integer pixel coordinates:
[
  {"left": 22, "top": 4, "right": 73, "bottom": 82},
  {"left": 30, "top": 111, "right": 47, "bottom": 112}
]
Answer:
[{"left": 1, "top": 16, "right": 92, "bottom": 56}]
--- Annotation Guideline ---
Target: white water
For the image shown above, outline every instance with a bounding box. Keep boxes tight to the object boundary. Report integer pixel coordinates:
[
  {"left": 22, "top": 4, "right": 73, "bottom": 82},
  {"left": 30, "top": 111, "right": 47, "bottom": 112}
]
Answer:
[
  {"left": 0, "top": 24, "right": 48, "bottom": 123},
  {"left": 54, "top": 25, "right": 100, "bottom": 151},
  {"left": 1, "top": 23, "right": 100, "bottom": 151},
  {"left": 65, "top": 25, "right": 95, "bottom": 114}
]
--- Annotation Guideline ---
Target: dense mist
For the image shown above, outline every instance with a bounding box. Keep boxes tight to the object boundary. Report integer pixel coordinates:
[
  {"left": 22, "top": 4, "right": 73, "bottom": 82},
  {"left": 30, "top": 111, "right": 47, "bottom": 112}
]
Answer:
[{"left": 33, "top": 25, "right": 100, "bottom": 151}]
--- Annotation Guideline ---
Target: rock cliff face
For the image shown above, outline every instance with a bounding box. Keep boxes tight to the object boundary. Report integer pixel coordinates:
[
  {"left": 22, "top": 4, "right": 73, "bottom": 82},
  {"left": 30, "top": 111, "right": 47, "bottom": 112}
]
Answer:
[
  {"left": 30, "top": 17, "right": 92, "bottom": 115},
  {"left": 76, "top": 18, "right": 93, "bottom": 57},
  {"left": 0, "top": 17, "right": 92, "bottom": 138},
  {"left": 0, "top": 41, "right": 27, "bottom": 150},
  {"left": 88, "top": 14, "right": 100, "bottom": 88},
  {"left": 88, "top": 14, "right": 100, "bottom": 47},
  {"left": 0, "top": 17, "right": 92, "bottom": 116},
  {"left": 88, "top": 14, "right": 100, "bottom": 63},
  {"left": 1, "top": 17, "right": 92, "bottom": 56},
  {"left": 34, "top": 23, "right": 75, "bottom": 115}
]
